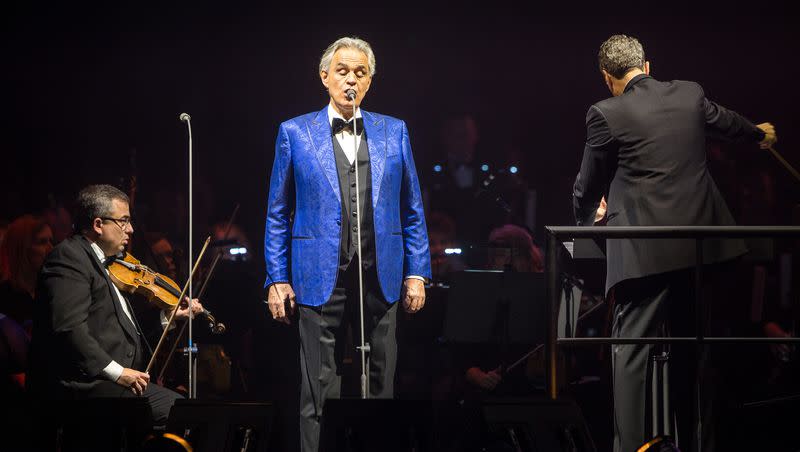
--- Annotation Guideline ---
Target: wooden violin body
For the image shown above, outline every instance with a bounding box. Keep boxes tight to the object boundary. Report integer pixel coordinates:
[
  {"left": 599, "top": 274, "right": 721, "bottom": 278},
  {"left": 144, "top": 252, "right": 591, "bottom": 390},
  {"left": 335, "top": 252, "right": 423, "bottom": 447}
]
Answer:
[
  {"left": 108, "top": 253, "right": 182, "bottom": 311},
  {"left": 107, "top": 252, "right": 224, "bottom": 333}
]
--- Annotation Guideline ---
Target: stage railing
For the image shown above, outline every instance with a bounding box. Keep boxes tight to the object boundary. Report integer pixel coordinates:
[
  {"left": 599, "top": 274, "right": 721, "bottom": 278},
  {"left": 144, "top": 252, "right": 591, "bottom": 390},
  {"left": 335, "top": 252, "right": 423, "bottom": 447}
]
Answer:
[{"left": 544, "top": 225, "right": 800, "bottom": 400}]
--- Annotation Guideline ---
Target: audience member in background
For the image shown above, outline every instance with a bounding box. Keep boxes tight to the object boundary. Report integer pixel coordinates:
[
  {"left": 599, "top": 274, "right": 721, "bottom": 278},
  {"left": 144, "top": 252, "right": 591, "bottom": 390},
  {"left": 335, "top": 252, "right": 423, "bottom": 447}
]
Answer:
[
  {"left": 0, "top": 311, "right": 31, "bottom": 451},
  {"left": 486, "top": 223, "right": 543, "bottom": 273},
  {"left": 0, "top": 219, "right": 8, "bottom": 249},
  {"left": 42, "top": 203, "right": 74, "bottom": 245},
  {"left": 427, "top": 114, "right": 492, "bottom": 245},
  {"left": 426, "top": 211, "right": 466, "bottom": 282},
  {"left": 211, "top": 222, "right": 252, "bottom": 263},
  {"left": 0, "top": 216, "right": 53, "bottom": 449},
  {"left": 0, "top": 215, "right": 54, "bottom": 331},
  {"left": 145, "top": 231, "right": 180, "bottom": 281}
]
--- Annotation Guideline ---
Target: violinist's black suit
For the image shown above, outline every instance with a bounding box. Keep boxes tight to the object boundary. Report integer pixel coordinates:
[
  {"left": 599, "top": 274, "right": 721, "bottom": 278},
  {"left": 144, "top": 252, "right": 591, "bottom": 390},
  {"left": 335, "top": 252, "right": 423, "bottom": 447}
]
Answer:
[{"left": 28, "top": 235, "right": 180, "bottom": 424}]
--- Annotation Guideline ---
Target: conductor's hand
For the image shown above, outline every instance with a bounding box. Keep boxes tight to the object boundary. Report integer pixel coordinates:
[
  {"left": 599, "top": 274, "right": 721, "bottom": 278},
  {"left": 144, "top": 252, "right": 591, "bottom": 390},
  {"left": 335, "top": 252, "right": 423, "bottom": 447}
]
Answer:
[
  {"left": 594, "top": 196, "right": 608, "bottom": 224},
  {"left": 757, "top": 122, "right": 777, "bottom": 149},
  {"left": 116, "top": 368, "right": 150, "bottom": 396},
  {"left": 402, "top": 278, "right": 426, "bottom": 314},
  {"left": 267, "top": 283, "right": 296, "bottom": 324}
]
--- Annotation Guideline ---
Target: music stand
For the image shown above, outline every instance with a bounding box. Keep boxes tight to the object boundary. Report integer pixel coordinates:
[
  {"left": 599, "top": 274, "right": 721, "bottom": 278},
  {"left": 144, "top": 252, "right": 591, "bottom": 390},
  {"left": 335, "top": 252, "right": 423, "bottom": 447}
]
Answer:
[{"left": 443, "top": 270, "right": 546, "bottom": 346}]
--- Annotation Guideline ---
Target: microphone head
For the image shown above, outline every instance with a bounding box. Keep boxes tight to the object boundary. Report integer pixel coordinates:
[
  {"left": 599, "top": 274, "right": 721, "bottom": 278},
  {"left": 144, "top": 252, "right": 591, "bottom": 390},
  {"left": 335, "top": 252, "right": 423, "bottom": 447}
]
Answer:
[
  {"left": 345, "top": 89, "right": 356, "bottom": 101},
  {"left": 179, "top": 112, "right": 191, "bottom": 122}
]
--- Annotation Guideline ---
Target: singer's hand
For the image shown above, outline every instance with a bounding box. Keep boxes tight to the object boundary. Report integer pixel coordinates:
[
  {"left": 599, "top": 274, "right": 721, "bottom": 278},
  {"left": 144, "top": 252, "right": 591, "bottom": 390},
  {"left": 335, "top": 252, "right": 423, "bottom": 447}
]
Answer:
[
  {"left": 402, "top": 278, "right": 426, "bottom": 314},
  {"left": 267, "top": 283, "right": 296, "bottom": 324},
  {"left": 757, "top": 122, "right": 777, "bottom": 149}
]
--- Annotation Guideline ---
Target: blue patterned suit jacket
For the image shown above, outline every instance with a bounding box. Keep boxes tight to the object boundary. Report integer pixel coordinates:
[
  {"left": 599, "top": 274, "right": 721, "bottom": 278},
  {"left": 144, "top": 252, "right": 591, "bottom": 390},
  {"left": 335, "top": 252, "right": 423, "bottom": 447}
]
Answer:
[{"left": 264, "top": 107, "right": 431, "bottom": 306}]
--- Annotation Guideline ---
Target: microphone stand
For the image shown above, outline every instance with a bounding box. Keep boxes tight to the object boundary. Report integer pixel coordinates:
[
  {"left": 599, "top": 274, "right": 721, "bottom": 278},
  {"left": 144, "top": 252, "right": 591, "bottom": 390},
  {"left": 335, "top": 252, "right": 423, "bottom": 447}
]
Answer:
[
  {"left": 179, "top": 112, "right": 197, "bottom": 399},
  {"left": 349, "top": 91, "right": 370, "bottom": 399},
  {"left": 476, "top": 172, "right": 511, "bottom": 214},
  {"left": 156, "top": 204, "right": 238, "bottom": 384}
]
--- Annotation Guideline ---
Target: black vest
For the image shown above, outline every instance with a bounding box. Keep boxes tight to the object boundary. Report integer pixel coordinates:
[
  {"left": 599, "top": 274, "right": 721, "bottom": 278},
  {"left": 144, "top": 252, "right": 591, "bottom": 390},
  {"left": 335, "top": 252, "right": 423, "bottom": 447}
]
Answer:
[{"left": 332, "top": 133, "right": 375, "bottom": 271}]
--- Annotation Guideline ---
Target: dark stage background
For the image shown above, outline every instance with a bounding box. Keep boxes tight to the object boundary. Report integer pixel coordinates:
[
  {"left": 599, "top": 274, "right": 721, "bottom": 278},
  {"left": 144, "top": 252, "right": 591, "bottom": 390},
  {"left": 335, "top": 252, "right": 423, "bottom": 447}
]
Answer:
[
  {"left": 3, "top": 5, "right": 799, "bottom": 249},
  {"left": 3, "top": 5, "right": 800, "bottom": 451}
]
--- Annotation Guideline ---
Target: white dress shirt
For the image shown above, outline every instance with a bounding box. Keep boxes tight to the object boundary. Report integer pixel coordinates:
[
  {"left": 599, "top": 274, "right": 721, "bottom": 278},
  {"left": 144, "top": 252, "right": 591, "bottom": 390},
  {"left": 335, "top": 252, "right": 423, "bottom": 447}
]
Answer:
[
  {"left": 90, "top": 242, "right": 134, "bottom": 382},
  {"left": 327, "top": 103, "right": 363, "bottom": 165},
  {"left": 326, "top": 103, "right": 425, "bottom": 284}
]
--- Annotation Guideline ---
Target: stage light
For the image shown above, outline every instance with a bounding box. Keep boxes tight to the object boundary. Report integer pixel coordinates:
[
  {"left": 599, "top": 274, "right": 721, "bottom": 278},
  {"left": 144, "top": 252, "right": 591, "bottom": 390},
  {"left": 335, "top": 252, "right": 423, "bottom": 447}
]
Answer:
[
  {"left": 238, "top": 247, "right": 247, "bottom": 255},
  {"left": 509, "top": 166, "right": 518, "bottom": 174},
  {"left": 637, "top": 435, "right": 679, "bottom": 452},
  {"left": 230, "top": 248, "right": 240, "bottom": 255},
  {"left": 433, "top": 164, "right": 442, "bottom": 172},
  {"left": 444, "top": 248, "right": 462, "bottom": 255},
  {"left": 481, "top": 164, "right": 489, "bottom": 172}
]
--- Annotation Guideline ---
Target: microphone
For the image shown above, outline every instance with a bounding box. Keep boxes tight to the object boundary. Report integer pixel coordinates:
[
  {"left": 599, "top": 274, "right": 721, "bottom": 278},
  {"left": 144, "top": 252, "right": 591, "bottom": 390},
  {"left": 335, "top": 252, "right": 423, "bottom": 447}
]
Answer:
[
  {"left": 179, "top": 112, "right": 191, "bottom": 122},
  {"left": 346, "top": 89, "right": 356, "bottom": 101}
]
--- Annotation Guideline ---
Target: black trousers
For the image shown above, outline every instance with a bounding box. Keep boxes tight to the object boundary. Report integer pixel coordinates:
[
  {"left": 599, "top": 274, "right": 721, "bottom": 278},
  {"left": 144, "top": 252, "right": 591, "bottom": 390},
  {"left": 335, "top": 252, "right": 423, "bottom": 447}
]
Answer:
[
  {"left": 611, "top": 267, "right": 728, "bottom": 452},
  {"left": 84, "top": 379, "right": 182, "bottom": 425},
  {"left": 298, "top": 261, "right": 398, "bottom": 452}
]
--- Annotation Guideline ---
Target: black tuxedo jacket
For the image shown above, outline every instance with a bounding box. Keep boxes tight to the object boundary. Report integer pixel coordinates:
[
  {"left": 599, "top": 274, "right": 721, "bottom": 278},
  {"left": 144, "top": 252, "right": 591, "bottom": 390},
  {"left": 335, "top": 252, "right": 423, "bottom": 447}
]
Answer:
[
  {"left": 573, "top": 74, "right": 764, "bottom": 292},
  {"left": 28, "top": 235, "right": 144, "bottom": 398}
]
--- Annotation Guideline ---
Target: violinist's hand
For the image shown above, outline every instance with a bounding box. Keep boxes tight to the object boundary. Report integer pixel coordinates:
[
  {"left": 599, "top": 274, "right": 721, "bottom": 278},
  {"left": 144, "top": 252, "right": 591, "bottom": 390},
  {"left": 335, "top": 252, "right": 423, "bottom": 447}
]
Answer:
[
  {"left": 116, "top": 368, "right": 150, "bottom": 396},
  {"left": 175, "top": 298, "right": 203, "bottom": 319},
  {"left": 267, "top": 283, "right": 296, "bottom": 324},
  {"left": 402, "top": 278, "right": 426, "bottom": 314},
  {"left": 466, "top": 366, "right": 502, "bottom": 391}
]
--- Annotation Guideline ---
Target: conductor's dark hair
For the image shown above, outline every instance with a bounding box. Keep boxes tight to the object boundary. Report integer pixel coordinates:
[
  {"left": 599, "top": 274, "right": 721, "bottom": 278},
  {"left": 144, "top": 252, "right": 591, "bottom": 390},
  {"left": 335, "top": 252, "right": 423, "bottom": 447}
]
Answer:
[{"left": 598, "top": 34, "right": 646, "bottom": 79}]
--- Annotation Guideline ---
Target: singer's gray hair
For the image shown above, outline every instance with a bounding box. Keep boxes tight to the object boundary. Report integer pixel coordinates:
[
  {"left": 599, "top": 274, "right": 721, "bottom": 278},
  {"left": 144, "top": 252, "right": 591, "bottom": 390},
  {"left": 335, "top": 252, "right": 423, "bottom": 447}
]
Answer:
[
  {"left": 598, "top": 34, "right": 646, "bottom": 79},
  {"left": 319, "top": 37, "right": 376, "bottom": 77}
]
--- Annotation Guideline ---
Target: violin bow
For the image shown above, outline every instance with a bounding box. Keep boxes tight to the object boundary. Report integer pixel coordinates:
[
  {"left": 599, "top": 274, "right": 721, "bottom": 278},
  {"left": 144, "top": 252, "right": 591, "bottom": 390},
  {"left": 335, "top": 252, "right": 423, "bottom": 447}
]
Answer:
[
  {"left": 146, "top": 235, "right": 211, "bottom": 374},
  {"left": 156, "top": 203, "right": 239, "bottom": 382},
  {"left": 504, "top": 291, "right": 606, "bottom": 374},
  {"left": 197, "top": 202, "right": 240, "bottom": 298}
]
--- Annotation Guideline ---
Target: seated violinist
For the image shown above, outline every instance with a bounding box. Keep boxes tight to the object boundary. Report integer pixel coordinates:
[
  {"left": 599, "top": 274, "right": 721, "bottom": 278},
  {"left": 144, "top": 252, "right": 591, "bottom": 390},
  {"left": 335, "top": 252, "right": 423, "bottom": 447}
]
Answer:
[
  {"left": 28, "top": 184, "right": 199, "bottom": 425},
  {"left": 462, "top": 224, "right": 544, "bottom": 396}
]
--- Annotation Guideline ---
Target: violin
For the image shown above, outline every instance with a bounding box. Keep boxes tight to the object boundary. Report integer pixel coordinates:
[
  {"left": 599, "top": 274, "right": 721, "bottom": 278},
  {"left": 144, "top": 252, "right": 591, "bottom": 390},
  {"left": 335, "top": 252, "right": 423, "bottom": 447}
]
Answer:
[{"left": 107, "top": 252, "right": 225, "bottom": 334}]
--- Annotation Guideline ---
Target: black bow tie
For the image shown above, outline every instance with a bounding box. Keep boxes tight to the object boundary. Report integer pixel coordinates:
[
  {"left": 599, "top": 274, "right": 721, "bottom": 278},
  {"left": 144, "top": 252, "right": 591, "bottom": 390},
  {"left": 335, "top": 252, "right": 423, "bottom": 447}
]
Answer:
[
  {"left": 331, "top": 117, "right": 364, "bottom": 135},
  {"left": 104, "top": 253, "right": 122, "bottom": 268}
]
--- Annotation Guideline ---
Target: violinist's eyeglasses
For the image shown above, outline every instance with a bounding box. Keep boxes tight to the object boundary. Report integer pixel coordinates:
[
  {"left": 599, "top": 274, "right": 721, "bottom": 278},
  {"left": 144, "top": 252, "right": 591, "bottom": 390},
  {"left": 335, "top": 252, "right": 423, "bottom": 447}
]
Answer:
[{"left": 102, "top": 217, "right": 132, "bottom": 230}]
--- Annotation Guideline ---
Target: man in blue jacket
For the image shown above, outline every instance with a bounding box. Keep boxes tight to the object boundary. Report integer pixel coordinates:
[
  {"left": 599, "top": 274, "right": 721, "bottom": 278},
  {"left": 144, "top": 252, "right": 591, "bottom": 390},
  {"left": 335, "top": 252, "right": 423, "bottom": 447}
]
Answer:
[{"left": 263, "top": 36, "right": 431, "bottom": 452}]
